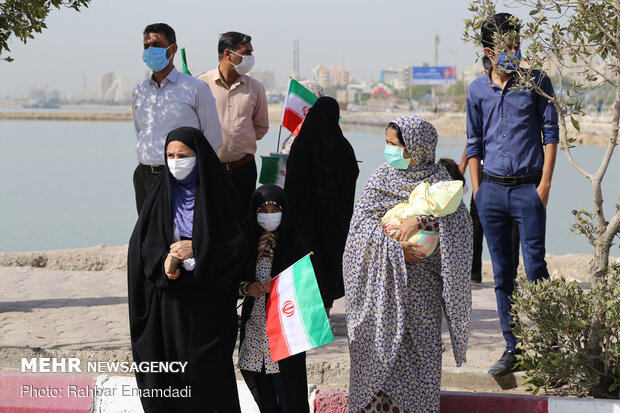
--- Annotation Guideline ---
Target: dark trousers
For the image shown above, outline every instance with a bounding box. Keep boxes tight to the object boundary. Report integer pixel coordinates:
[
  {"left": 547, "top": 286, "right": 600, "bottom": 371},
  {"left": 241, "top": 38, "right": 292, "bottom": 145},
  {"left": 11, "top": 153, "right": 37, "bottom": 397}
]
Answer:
[
  {"left": 475, "top": 181, "right": 549, "bottom": 351},
  {"left": 257, "top": 372, "right": 292, "bottom": 413},
  {"left": 133, "top": 164, "right": 163, "bottom": 215},
  {"left": 470, "top": 197, "right": 521, "bottom": 282},
  {"left": 226, "top": 158, "right": 257, "bottom": 214}
]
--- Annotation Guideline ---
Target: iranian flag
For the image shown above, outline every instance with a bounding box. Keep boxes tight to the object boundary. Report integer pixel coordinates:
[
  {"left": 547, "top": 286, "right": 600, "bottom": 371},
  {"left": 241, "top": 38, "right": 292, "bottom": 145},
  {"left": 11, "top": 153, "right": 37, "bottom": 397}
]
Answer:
[
  {"left": 266, "top": 254, "right": 334, "bottom": 361},
  {"left": 281, "top": 79, "right": 318, "bottom": 134},
  {"left": 259, "top": 153, "right": 288, "bottom": 187}
]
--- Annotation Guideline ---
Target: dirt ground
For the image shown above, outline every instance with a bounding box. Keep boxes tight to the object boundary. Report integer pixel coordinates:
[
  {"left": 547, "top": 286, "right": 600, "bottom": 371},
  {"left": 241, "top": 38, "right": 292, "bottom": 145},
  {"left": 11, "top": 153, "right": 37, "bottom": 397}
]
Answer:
[{"left": 1, "top": 244, "right": 618, "bottom": 282}]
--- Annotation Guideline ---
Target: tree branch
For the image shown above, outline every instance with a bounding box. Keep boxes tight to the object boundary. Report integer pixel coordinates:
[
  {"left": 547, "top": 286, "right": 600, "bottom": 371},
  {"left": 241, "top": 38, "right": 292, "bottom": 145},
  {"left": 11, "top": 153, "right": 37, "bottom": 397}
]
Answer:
[
  {"left": 580, "top": 58, "right": 618, "bottom": 89},
  {"left": 603, "top": 209, "right": 620, "bottom": 245},
  {"left": 578, "top": 0, "right": 618, "bottom": 45},
  {"left": 525, "top": 79, "right": 593, "bottom": 179},
  {"left": 594, "top": 87, "right": 620, "bottom": 184}
]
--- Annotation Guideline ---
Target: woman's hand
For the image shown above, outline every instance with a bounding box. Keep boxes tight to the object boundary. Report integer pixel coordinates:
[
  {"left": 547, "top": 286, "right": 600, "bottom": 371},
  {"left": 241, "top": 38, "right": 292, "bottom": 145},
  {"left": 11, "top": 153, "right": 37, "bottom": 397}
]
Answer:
[
  {"left": 170, "top": 240, "right": 193, "bottom": 260},
  {"left": 393, "top": 217, "right": 419, "bottom": 242},
  {"left": 400, "top": 241, "right": 427, "bottom": 264},
  {"left": 247, "top": 282, "right": 267, "bottom": 298},
  {"left": 262, "top": 279, "right": 271, "bottom": 294},
  {"left": 164, "top": 253, "right": 181, "bottom": 280}
]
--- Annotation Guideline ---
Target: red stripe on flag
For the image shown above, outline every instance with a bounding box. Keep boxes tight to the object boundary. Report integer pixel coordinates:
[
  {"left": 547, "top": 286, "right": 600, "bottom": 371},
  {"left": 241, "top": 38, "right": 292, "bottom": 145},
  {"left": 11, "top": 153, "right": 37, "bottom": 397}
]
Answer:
[
  {"left": 282, "top": 108, "right": 304, "bottom": 134},
  {"left": 265, "top": 276, "right": 290, "bottom": 361}
]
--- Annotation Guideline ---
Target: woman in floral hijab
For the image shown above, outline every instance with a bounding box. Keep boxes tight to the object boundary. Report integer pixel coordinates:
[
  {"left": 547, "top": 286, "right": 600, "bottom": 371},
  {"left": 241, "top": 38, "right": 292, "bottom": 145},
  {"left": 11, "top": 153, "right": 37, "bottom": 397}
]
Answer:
[{"left": 344, "top": 115, "right": 473, "bottom": 412}]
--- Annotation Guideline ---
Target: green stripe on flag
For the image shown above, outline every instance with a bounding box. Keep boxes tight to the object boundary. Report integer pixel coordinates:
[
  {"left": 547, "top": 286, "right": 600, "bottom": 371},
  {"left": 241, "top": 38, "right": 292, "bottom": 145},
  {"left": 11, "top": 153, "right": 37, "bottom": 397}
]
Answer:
[
  {"left": 292, "top": 255, "right": 334, "bottom": 347},
  {"left": 289, "top": 79, "right": 318, "bottom": 106},
  {"left": 259, "top": 156, "right": 279, "bottom": 184},
  {"left": 181, "top": 48, "right": 192, "bottom": 76},
  {"left": 259, "top": 154, "right": 287, "bottom": 186}
]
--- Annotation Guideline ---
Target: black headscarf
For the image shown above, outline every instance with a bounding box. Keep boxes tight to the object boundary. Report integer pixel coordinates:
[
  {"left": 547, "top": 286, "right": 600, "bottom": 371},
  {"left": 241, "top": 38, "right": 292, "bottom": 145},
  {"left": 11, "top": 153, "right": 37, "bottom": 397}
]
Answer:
[
  {"left": 240, "top": 184, "right": 309, "bottom": 330},
  {"left": 240, "top": 184, "right": 310, "bottom": 413},
  {"left": 128, "top": 126, "right": 247, "bottom": 292},
  {"left": 127, "top": 126, "right": 248, "bottom": 413},
  {"left": 284, "top": 96, "right": 359, "bottom": 305},
  {"left": 246, "top": 184, "right": 309, "bottom": 277}
]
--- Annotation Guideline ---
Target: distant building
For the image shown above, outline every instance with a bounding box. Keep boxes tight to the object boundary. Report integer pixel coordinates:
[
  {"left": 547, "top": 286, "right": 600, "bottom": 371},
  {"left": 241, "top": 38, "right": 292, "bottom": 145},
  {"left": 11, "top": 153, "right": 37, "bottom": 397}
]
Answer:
[
  {"left": 97, "top": 73, "right": 131, "bottom": 102},
  {"left": 48, "top": 89, "right": 60, "bottom": 100},
  {"left": 336, "top": 90, "right": 348, "bottom": 105},
  {"left": 380, "top": 65, "right": 411, "bottom": 91},
  {"left": 292, "top": 40, "right": 300, "bottom": 80},
  {"left": 346, "top": 81, "right": 373, "bottom": 104},
  {"left": 29, "top": 88, "right": 47, "bottom": 102},
  {"left": 462, "top": 61, "right": 486, "bottom": 85},
  {"left": 98, "top": 73, "right": 115, "bottom": 100},
  {"left": 545, "top": 50, "right": 612, "bottom": 83},
  {"left": 104, "top": 75, "right": 131, "bottom": 102},
  {"left": 250, "top": 69, "right": 276, "bottom": 89},
  {"left": 313, "top": 65, "right": 350, "bottom": 88}
]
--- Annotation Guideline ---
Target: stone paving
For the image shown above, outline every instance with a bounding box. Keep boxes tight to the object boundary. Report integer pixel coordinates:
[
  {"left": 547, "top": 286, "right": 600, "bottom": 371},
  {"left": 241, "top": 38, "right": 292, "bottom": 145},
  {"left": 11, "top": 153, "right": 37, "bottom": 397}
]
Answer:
[{"left": 0, "top": 264, "right": 522, "bottom": 389}]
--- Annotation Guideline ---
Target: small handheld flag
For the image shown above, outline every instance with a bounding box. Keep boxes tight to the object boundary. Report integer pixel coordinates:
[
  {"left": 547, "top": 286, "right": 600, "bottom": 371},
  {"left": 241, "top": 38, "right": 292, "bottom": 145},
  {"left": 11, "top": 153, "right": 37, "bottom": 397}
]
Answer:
[
  {"left": 259, "top": 153, "right": 288, "bottom": 187},
  {"left": 265, "top": 254, "right": 334, "bottom": 361}
]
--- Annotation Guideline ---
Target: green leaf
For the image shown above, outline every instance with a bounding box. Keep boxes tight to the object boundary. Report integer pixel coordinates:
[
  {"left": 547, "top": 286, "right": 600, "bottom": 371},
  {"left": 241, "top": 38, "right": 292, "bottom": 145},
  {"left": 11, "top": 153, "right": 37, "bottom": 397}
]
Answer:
[{"left": 571, "top": 116, "right": 581, "bottom": 132}]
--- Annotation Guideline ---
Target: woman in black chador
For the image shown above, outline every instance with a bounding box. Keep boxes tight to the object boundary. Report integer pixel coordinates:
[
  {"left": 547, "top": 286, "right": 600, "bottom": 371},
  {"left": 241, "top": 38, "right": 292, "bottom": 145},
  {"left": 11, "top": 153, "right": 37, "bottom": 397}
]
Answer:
[
  {"left": 238, "top": 184, "right": 310, "bottom": 413},
  {"left": 128, "top": 126, "right": 248, "bottom": 413},
  {"left": 284, "top": 96, "right": 359, "bottom": 314}
]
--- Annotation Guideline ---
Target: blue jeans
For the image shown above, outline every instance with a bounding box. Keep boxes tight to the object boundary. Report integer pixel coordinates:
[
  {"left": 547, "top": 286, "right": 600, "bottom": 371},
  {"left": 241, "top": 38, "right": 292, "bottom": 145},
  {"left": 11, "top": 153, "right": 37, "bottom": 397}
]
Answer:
[{"left": 475, "top": 180, "right": 549, "bottom": 351}]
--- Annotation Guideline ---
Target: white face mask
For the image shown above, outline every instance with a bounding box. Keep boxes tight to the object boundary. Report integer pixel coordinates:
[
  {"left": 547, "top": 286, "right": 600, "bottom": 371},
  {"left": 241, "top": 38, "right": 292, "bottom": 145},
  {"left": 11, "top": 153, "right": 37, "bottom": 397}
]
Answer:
[
  {"left": 257, "top": 212, "right": 282, "bottom": 232},
  {"left": 168, "top": 157, "right": 196, "bottom": 180},
  {"left": 229, "top": 50, "right": 255, "bottom": 75}
]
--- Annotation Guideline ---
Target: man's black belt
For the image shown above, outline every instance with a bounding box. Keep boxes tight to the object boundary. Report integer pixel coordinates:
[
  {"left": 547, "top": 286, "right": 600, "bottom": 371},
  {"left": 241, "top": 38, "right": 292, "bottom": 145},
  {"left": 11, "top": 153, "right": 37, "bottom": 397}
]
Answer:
[
  {"left": 481, "top": 171, "right": 542, "bottom": 186},
  {"left": 223, "top": 154, "right": 254, "bottom": 171},
  {"left": 139, "top": 163, "right": 164, "bottom": 174}
]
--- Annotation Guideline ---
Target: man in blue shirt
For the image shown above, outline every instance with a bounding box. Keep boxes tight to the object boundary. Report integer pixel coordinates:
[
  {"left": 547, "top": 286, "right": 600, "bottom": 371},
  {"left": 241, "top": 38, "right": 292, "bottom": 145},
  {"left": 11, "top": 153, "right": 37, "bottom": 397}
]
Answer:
[{"left": 466, "top": 12, "right": 559, "bottom": 376}]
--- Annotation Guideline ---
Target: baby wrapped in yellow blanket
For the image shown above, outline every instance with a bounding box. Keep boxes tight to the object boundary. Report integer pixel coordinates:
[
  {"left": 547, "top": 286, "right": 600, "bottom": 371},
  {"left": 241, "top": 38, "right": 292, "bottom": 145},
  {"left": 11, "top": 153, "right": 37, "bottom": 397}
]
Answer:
[{"left": 381, "top": 180, "right": 464, "bottom": 256}]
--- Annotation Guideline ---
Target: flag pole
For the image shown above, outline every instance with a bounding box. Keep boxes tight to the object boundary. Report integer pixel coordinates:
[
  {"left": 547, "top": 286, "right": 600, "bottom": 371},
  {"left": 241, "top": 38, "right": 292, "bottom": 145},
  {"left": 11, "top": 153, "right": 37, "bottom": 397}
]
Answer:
[
  {"left": 276, "top": 125, "right": 283, "bottom": 153},
  {"left": 276, "top": 77, "right": 293, "bottom": 154}
]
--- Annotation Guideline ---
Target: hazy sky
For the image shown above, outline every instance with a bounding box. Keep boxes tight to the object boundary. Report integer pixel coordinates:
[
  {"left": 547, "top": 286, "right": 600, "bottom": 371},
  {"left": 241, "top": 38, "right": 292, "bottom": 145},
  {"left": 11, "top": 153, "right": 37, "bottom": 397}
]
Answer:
[{"left": 1, "top": 0, "right": 529, "bottom": 96}]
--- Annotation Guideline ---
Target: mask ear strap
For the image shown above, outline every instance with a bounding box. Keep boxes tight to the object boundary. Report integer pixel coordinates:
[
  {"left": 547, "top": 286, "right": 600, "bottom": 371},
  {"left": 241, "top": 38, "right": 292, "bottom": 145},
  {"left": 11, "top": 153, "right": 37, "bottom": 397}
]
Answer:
[{"left": 167, "top": 44, "right": 176, "bottom": 58}]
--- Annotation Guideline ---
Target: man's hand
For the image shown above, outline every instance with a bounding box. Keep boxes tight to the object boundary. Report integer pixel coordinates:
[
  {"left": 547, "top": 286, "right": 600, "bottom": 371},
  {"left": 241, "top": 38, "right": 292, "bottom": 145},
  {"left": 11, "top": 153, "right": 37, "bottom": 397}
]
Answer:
[
  {"left": 468, "top": 156, "right": 481, "bottom": 200},
  {"left": 459, "top": 149, "right": 468, "bottom": 175},
  {"left": 164, "top": 253, "right": 181, "bottom": 280},
  {"left": 536, "top": 183, "right": 551, "bottom": 208},
  {"left": 393, "top": 217, "right": 419, "bottom": 242},
  {"left": 170, "top": 240, "right": 193, "bottom": 261}
]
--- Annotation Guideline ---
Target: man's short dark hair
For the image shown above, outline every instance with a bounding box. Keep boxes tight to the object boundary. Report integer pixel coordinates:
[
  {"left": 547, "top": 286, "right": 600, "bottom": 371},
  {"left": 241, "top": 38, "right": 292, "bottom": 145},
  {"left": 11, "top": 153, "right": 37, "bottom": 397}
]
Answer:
[
  {"left": 481, "top": 13, "right": 520, "bottom": 49},
  {"left": 218, "top": 31, "right": 252, "bottom": 60},
  {"left": 143, "top": 23, "right": 176, "bottom": 44}
]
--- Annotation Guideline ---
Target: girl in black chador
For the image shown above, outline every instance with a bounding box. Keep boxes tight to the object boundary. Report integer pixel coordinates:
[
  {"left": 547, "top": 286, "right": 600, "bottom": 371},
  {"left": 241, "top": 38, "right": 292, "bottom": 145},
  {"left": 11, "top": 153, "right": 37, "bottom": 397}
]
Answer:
[{"left": 238, "top": 185, "right": 310, "bottom": 413}]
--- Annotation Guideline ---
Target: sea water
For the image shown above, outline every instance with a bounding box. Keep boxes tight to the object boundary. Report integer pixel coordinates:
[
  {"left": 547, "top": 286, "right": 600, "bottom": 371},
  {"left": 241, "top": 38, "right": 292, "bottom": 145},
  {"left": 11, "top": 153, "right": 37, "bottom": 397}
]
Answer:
[{"left": 0, "top": 119, "right": 618, "bottom": 258}]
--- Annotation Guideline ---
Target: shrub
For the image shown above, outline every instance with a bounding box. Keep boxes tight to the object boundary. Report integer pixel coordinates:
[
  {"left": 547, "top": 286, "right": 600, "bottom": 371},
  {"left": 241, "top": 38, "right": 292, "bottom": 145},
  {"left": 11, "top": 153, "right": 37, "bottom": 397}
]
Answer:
[{"left": 512, "top": 265, "right": 620, "bottom": 399}]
